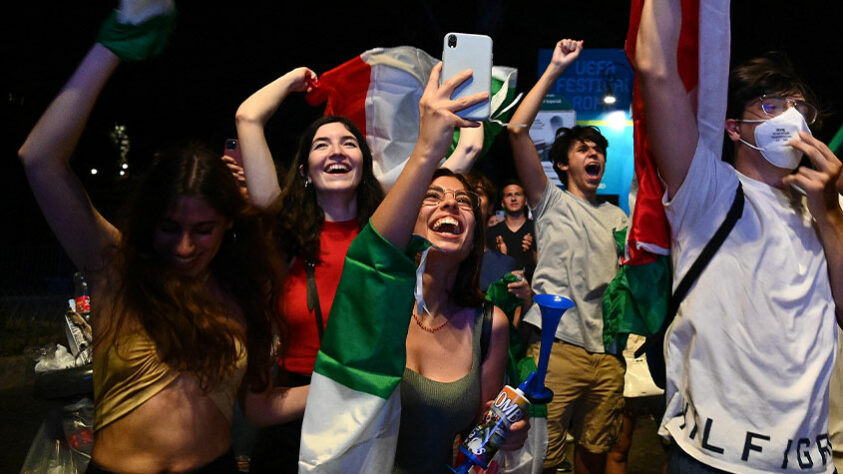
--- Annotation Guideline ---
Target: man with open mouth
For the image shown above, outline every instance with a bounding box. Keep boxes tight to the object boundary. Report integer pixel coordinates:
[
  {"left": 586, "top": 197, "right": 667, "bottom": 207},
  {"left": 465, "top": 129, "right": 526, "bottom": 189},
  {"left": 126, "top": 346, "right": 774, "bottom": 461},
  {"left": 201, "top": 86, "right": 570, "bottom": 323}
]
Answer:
[{"left": 506, "top": 39, "right": 629, "bottom": 474}]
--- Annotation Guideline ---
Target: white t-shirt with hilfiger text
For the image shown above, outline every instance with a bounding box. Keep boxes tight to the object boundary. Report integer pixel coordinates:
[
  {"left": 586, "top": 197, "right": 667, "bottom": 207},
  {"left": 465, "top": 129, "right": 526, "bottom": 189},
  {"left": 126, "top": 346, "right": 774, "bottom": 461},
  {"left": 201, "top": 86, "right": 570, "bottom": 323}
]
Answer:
[{"left": 661, "top": 143, "right": 837, "bottom": 473}]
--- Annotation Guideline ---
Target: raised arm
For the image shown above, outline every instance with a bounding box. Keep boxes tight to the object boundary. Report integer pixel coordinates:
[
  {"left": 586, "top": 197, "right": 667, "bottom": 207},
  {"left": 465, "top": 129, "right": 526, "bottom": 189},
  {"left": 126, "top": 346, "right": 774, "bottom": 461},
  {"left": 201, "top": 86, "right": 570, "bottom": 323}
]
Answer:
[
  {"left": 508, "top": 39, "right": 582, "bottom": 207},
  {"left": 633, "top": 0, "right": 699, "bottom": 198},
  {"left": 235, "top": 67, "right": 317, "bottom": 208},
  {"left": 370, "top": 63, "right": 488, "bottom": 249},
  {"left": 18, "top": 44, "right": 122, "bottom": 275},
  {"left": 441, "top": 125, "right": 484, "bottom": 174}
]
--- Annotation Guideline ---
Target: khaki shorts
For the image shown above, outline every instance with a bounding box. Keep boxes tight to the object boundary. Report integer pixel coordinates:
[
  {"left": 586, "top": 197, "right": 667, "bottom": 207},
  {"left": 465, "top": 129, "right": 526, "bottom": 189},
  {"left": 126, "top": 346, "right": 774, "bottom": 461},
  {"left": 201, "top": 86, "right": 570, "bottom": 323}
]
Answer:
[{"left": 527, "top": 340, "right": 625, "bottom": 466}]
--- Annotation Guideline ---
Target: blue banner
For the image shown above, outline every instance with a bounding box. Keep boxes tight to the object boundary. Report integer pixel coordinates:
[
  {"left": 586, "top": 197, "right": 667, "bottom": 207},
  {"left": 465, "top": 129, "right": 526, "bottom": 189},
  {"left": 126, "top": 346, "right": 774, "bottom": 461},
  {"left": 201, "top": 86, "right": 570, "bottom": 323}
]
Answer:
[
  {"left": 538, "top": 49, "right": 634, "bottom": 118},
  {"left": 536, "top": 48, "right": 635, "bottom": 213}
]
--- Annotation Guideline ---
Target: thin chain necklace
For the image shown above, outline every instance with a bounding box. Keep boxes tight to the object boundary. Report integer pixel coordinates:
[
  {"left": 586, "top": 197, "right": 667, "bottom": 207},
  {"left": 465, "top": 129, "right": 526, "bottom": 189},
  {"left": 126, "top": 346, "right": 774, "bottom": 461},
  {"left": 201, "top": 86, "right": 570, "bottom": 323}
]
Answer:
[{"left": 412, "top": 312, "right": 449, "bottom": 333}]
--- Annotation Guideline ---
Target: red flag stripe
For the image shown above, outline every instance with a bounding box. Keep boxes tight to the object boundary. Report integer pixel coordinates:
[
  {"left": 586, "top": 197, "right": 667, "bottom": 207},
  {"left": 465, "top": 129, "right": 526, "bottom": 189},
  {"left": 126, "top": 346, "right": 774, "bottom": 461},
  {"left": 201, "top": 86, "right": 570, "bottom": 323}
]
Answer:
[{"left": 306, "top": 55, "right": 372, "bottom": 138}]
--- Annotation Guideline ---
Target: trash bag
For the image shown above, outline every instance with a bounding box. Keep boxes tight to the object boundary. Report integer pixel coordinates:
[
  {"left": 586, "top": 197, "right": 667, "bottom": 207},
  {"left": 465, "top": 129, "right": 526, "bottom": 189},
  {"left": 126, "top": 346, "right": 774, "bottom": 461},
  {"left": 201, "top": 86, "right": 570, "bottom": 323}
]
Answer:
[{"left": 20, "top": 397, "right": 93, "bottom": 474}]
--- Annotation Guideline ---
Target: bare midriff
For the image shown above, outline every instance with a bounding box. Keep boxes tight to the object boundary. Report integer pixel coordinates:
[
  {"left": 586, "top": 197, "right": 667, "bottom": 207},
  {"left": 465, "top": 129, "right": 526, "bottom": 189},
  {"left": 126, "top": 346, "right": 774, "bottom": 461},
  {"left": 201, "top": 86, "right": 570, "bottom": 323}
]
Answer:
[{"left": 91, "top": 375, "right": 232, "bottom": 472}]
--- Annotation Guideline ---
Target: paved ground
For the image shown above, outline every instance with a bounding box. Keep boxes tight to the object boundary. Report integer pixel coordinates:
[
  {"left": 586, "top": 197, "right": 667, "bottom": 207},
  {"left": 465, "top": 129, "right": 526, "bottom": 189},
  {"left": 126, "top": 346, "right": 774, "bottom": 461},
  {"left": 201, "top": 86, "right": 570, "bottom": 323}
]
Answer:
[
  {"left": 2, "top": 383, "right": 669, "bottom": 473},
  {"left": 624, "top": 415, "right": 670, "bottom": 473}
]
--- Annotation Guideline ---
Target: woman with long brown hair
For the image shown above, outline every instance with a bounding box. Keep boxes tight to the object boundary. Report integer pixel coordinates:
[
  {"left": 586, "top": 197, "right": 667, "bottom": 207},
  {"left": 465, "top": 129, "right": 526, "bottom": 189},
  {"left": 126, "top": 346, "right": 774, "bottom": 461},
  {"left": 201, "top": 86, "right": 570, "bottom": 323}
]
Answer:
[
  {"left": 19, "top": 23, "right": 307, "bottom": 473},
  {"left": 234, "top": 67, "right": 385, "bottom": 471}
]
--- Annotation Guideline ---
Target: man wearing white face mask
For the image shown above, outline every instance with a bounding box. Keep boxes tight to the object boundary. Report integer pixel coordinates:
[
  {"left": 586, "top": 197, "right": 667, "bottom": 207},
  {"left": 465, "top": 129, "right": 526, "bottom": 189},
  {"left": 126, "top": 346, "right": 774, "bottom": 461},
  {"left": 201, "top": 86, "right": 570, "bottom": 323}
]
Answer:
[
  {"left": 634, "top": 0, "right": 843, "bottom": 473},
  {"left": 732, "top": 102, "right": 813, "bottom": 169}
]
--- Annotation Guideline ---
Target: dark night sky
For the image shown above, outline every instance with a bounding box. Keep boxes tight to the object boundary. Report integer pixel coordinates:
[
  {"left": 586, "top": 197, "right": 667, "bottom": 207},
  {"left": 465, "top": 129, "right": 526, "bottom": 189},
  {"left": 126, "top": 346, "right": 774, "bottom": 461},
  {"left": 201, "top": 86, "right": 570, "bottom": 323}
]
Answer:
[{"left": 3, "top": 2, "right": 842, "bottom": 286}]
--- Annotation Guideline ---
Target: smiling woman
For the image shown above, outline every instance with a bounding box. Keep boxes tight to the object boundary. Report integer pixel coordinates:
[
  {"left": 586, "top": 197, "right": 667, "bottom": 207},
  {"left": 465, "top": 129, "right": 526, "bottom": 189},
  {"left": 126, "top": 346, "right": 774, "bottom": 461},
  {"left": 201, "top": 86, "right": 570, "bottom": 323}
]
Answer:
[
  {"left": 413, "top": 173, "right": 484, "bottom": 302},
  {"left": 306, "top": 121, "right": 365, "bottom": 195},
  {"left": 414, "top": 171, "right": 486, "bottom": 300},
  {"left": 235, "top": 68, "right": 385, "bottom": 471},
  {"left": 153, "top": 196, "right": 231, "bottom": 276},
  {"left": 17, "top": 13, "right": 310, "bottom": 469},
  {"left": 396, "top": 169, "right": 498, "bottom": 472},
  {"left": 95, "top": 142, "right": 285, "bottom": 436}
]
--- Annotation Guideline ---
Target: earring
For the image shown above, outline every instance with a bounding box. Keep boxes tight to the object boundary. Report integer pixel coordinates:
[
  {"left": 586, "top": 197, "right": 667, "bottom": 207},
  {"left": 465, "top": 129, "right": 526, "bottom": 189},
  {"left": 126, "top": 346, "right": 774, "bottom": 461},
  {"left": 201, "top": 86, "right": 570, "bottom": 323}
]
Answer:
[{"left": 304, "top": 178, "right": 312, "bottom": 189}]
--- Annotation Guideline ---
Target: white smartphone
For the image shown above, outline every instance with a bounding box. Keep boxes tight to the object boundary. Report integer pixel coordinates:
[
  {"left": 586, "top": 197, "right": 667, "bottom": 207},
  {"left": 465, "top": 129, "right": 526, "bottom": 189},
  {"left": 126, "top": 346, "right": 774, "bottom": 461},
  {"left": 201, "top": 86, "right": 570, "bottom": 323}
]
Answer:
[{"left": 441, "top": 32, "right": 492, "bottom": 121}]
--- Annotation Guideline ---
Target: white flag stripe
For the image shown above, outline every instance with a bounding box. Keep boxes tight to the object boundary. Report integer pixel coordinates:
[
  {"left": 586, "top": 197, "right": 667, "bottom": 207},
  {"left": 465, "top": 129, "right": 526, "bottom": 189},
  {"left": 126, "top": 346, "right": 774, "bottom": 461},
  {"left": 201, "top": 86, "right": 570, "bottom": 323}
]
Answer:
[{"left": 299, "top": 372, "right": 402, "bottom": 473}]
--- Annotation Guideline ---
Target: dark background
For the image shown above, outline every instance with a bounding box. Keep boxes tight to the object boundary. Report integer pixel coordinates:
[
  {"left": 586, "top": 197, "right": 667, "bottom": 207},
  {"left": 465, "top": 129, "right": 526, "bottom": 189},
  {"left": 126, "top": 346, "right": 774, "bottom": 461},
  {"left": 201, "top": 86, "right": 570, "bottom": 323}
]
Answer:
[{"left": 3, "top": 1, "right": 842, "bottom": 290}]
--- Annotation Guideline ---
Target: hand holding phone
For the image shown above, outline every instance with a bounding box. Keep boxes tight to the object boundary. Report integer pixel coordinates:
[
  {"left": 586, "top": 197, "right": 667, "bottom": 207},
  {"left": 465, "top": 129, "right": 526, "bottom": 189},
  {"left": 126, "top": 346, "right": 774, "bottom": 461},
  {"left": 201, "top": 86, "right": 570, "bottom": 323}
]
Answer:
[
  {"left": 223, "top": 138, "right": 242, "bottom": 166},
  {"left": 441, "top": 33, "right": 493, "bottom": 121},
  {"left": 416, "top": 63, "right": 487, "bottom": 164},
  {"left": 222, "top": 139, "right": 249, "bottom": 199}
]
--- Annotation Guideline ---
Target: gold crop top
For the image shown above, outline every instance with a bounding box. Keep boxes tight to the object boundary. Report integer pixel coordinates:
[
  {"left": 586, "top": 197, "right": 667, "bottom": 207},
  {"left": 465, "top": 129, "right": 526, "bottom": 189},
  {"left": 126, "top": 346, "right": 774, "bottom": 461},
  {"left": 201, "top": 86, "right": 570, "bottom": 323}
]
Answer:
[{"left": 93, "top": 329, "right": 247, "bottom": 431}]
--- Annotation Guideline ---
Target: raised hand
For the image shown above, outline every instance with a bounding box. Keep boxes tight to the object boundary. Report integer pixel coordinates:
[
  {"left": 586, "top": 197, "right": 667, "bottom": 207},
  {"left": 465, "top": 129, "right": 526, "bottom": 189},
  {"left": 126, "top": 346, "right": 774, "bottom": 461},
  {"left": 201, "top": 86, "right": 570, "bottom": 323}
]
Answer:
[
  {"left": 283, "top": 67, "right": 318, "bottom": 94},
  {"left": 221, "top": 155, "right": 249, "bottom": 200},
  {"left": 415, "top": 63, "right": 488, "bottom": 162},
  {"left": 235, "top": 66, "right": 320, "bottom": 208},
  {"left": 370, "top": 63, "right": 488, "bottom": 249},
  {"left": 508, "top": 39, "right": 584, "bottom": 207},
  {"left": 549, "top": 39, "right": 584, "bottom": 73}
]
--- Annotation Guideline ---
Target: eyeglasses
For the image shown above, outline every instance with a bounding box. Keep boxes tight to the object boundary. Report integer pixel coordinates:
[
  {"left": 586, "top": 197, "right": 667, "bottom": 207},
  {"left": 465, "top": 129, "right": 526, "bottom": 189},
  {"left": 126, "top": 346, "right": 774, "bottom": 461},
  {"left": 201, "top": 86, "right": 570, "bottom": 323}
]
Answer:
[
  {"left": 754, "top": 95, "right": 818, "bottom": 124},
  {"left": 422, "top": 187, "right": 479, "bottom": 211}
]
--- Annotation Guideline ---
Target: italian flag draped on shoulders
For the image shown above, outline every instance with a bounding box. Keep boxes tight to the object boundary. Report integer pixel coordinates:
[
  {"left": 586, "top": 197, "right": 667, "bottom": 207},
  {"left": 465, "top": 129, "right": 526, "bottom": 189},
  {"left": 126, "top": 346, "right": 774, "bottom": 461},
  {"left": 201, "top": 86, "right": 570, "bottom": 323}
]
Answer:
[{"left": 299, "top": 222, "right": 425, "bottom": 472}]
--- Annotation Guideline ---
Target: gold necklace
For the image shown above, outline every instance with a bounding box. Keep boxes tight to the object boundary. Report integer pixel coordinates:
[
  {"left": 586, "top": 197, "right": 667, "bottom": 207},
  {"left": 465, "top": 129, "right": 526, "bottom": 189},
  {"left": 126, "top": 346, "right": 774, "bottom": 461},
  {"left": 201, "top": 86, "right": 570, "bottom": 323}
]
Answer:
[{"left": 412, "top": 312, "right": 449, "bottom": 333}]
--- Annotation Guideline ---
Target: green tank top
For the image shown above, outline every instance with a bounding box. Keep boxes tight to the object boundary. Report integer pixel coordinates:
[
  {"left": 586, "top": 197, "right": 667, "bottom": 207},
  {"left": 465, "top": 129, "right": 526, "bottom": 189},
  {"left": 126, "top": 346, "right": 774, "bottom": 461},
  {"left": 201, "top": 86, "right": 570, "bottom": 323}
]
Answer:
[{"left": 393, "top": 307, "right": 484, "bottom": 473}]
